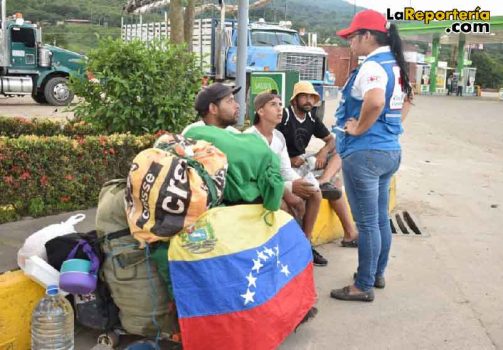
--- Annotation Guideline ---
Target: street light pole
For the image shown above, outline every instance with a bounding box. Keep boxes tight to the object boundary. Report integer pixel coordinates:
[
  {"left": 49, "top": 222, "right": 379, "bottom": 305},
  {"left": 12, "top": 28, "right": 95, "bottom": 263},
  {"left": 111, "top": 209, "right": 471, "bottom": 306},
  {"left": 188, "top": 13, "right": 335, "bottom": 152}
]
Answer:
[{"left": 236, "top": 0, "right": 249, "bottom": 126}]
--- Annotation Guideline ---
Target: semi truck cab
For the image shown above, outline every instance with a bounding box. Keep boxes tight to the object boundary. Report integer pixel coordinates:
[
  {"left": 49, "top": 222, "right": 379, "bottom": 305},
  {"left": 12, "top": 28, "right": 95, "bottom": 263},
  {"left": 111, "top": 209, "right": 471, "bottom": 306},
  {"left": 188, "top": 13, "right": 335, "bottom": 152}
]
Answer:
[
  {"left": 0, "top": 11, "right": 85, "bottom": 105},
  {"left": 225, "top": 20, "right": 337, "bottom": 116}
]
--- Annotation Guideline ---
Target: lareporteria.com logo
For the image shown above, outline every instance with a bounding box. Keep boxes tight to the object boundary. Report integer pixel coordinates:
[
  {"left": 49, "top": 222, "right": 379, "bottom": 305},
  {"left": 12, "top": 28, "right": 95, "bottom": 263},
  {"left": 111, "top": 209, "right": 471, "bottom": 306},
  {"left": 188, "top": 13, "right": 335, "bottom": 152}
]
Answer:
[{"left": 387, "top": 7, "right": 491, "bottom": 33}]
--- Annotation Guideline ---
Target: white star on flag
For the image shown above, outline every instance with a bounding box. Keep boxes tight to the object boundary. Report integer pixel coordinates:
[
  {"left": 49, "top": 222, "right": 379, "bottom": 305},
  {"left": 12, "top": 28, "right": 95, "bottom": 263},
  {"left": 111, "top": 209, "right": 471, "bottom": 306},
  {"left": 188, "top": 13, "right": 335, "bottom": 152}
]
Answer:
[
  {"left": 264, "top": 246, "right": 275, "bottom": 257},
  {"left": 241, "top": 288, "right": 255, "bottom": 305},
  {"left": 246, "top": 272, "right": 257, "bottom": 288},
  {"left": 275, "top": 245, "right": 280, "bottom": 256},
  {"left": 252, "top": 258, "right": 264, "bottom": 273},
  {"left": 280, "top": 264, "right": 290, "bottom": 277},
  {"left": 257, "top": 250, "right": 268, "bottom": 261}
]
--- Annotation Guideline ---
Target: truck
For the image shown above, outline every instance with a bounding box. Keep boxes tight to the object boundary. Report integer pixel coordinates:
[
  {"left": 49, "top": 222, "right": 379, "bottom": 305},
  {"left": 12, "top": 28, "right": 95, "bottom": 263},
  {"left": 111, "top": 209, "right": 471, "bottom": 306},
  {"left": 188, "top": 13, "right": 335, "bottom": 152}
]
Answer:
[
  {"left": 122, "top": 14, "right": 337, "bottom": 118},
  {"left": 0, "top": 1, "right": 86, "bottom": 106}
]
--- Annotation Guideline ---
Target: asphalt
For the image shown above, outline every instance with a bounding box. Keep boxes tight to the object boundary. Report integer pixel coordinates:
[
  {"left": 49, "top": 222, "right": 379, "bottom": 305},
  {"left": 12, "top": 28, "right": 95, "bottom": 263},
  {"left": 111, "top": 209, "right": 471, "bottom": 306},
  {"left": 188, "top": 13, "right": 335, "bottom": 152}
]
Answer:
[{"left": 1, "top": 94, "right": 502, "bottom": 349}]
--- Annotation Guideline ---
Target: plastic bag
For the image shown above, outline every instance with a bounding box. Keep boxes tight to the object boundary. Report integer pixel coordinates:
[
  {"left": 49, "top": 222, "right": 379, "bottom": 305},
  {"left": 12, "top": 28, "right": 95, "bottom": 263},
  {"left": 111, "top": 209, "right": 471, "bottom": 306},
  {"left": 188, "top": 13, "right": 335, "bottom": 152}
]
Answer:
[{"left": 17, "top": 213, "right": 86, "bottom": 269}]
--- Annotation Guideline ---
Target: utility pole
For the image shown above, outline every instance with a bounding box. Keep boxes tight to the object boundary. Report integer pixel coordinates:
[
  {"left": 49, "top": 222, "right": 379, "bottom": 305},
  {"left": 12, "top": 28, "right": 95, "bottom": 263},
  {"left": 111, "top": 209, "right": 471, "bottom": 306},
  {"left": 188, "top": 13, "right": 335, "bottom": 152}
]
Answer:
[{"left": 236, "top": 0, "right": 249, "bottom": 126}]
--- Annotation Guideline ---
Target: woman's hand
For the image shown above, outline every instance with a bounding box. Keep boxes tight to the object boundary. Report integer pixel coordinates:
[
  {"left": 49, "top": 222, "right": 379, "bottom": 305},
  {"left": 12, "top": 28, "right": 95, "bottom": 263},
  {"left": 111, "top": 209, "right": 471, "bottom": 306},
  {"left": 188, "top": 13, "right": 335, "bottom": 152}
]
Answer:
[{"left": 344, "top": 118, "right": 361, "bottom": 136}]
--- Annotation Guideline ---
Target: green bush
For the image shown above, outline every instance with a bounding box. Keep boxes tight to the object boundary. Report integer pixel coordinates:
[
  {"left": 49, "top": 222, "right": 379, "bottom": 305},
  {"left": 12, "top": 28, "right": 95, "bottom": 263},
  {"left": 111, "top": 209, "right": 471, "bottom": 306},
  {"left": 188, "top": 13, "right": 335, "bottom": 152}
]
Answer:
[
  {"left": 0, "top": 133, "right": 156, "bottom": 222},
  {"left": 71, "top": 38, "right": 202, "bottom": 135},
  {"left": 0, "top": 116, "right": 103, "bottom": 137}
]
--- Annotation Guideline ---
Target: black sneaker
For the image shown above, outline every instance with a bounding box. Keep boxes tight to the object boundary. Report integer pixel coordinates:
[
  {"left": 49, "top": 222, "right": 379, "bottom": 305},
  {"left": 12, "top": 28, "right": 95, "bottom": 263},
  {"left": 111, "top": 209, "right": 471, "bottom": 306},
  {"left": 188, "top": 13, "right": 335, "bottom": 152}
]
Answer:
[
  {"left": 312, "top": 248, "right": 328, "bottom": 266},
  {"left": 319, "top": 182, "right": 342, "bottom": 200}
]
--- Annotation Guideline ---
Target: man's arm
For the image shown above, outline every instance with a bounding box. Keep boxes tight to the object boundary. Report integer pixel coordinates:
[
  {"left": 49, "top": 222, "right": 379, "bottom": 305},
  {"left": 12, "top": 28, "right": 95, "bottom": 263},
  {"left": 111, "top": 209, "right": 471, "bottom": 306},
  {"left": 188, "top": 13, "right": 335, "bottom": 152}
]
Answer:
[
  {"left": 344, "top": 88, "right": 385, "bottom": 136},
  {"left": 290, "top": 156, "right": 305, "bottom": 168},
  {"left": 315, "top": 133, "right": 335, "bottom": 169}
]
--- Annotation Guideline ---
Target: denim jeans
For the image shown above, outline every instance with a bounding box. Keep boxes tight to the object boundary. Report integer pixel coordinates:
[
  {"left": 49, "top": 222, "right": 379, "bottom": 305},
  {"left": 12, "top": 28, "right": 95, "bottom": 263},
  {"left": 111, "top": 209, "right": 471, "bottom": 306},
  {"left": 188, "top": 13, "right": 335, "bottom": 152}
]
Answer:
[{"left": 342, "top": 150, "right": 401, "bottom": 291}]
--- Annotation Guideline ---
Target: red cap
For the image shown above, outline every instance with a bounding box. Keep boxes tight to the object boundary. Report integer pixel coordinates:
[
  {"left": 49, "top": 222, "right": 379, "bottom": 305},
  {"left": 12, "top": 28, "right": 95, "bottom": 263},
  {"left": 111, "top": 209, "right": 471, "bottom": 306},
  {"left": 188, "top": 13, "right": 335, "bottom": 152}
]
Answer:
[{"left": 337, "top": 10, "right": 388, "bottom": 39}]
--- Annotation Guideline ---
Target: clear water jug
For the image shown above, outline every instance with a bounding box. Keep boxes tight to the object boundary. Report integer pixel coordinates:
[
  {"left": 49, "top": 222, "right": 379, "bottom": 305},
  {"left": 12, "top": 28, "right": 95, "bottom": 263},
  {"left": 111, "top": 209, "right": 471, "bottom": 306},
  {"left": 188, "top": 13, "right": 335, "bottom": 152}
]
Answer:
[{"left": 32, "top": 285, "right": 74, "bottom": 350}]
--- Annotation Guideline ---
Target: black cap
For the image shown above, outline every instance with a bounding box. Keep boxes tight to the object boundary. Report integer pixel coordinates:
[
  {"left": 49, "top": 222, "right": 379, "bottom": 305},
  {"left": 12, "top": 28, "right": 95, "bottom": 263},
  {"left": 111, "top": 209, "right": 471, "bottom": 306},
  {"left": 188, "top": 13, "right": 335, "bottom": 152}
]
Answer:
[{"left": 194, "top": 83, "right": 241, "bottom": 115}]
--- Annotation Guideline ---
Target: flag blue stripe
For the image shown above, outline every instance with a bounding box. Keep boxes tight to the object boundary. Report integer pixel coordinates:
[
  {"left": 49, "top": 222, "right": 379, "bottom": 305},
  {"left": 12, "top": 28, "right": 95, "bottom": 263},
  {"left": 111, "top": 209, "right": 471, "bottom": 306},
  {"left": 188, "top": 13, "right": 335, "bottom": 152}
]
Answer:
[{"left": 169, "top": 219, "right": 312, "bottom": 318}]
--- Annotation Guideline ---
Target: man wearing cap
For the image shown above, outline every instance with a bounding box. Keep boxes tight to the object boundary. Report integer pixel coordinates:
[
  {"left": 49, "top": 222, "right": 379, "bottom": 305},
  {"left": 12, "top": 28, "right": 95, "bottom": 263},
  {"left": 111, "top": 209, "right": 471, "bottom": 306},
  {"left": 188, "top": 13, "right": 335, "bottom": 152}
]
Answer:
[
  {"left": 277, "top": 81, "right": 359, "bottom": 247},
  {"left": 245, "top": 91, "right": 328, "bottom": 266},
  {"left": 182, "top": 82, "right": 241, "bottom": 135}
]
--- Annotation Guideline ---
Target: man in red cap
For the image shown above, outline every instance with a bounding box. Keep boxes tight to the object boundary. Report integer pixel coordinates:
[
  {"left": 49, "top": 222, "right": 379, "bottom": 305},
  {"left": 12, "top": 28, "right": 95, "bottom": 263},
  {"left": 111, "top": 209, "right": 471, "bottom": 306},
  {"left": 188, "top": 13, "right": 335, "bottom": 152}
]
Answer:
[{"left": 330, "top": 10, "right": 413, "bottom": 302}]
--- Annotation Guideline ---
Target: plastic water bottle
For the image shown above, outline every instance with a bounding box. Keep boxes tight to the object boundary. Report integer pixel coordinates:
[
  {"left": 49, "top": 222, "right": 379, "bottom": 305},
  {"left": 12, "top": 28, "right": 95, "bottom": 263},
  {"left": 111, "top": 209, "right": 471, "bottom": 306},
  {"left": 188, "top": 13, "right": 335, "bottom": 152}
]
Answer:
[{"left": 32, "top": 285, "right": 74, "bottom": 350}]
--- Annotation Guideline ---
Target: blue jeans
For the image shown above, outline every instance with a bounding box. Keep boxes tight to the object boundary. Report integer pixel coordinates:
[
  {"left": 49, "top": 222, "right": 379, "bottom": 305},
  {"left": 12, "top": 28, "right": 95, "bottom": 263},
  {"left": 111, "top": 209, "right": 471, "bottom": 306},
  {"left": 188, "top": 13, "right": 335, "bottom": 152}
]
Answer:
[{"left": 342, "top": 150, "right": 401, "bottom": 291}]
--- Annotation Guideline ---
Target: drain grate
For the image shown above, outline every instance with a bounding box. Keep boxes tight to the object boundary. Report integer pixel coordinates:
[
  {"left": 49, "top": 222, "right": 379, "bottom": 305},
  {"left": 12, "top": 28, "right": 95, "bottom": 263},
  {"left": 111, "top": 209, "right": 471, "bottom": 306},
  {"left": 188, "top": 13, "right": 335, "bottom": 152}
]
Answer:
[{"left": 390, "top": 210, "right": 427, "bottom": 236}]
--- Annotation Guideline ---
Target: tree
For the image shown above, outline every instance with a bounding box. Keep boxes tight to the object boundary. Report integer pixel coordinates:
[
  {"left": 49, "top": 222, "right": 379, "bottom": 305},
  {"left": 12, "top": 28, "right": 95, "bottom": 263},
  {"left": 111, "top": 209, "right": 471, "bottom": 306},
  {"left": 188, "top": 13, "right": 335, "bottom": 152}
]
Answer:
[
  {"left": 471, "top": 51, "right": 503, "bottom": 89},
  {"left": 123, "top": 0, "right": 274, "bottom": 48},
  {"left": 71, "top": 38, "right": 202, "bottom": 134},
  {"left": 169, "top": 0, "right": 184, "bottom": 44},
  {"left": 183, "top": 0, "right": 196, "bottom": 50}
]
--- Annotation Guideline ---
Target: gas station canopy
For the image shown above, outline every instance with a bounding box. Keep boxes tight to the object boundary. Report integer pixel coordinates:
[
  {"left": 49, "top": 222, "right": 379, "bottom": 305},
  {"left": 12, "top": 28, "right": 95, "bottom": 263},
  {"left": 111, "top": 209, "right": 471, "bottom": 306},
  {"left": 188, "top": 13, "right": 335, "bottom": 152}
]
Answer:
[
  {"left": 396, "top": 16, "right": 503, "bottom": 93},
  {"left": 398, "top": 16, "right": 503, "bottom": 44}
]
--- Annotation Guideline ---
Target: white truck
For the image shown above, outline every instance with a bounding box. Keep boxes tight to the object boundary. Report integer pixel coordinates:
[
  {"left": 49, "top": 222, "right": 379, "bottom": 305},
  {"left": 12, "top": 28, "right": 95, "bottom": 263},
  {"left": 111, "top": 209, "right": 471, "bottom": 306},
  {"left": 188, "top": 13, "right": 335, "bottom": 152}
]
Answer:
[{"left": 122, "top": 15, "right": 337, "bottom": 117}]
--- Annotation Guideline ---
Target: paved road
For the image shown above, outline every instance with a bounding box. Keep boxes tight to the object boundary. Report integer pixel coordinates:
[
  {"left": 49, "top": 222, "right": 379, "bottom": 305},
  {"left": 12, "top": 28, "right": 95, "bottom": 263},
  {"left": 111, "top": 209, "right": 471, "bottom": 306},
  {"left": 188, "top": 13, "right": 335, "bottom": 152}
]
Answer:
[
  {"left": 1, "top": 94, "right": 502, "bottom": 349},
  {"left": 0, "top": 95, "right": 75, "bottom": 120},
  {"left": 281, "top": 94, "right": 503, "bottom": 349}
]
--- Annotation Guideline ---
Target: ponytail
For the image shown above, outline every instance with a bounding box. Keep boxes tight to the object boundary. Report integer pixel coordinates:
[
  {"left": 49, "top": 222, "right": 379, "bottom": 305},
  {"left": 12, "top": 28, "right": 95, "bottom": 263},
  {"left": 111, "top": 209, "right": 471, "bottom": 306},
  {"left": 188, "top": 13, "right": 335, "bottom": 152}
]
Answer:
[
  {"left": 367, "top": 25, "right": 414, "bottom": 101},
  {"left": 387, "top": 24, "right": 413, "bottom": 101}
]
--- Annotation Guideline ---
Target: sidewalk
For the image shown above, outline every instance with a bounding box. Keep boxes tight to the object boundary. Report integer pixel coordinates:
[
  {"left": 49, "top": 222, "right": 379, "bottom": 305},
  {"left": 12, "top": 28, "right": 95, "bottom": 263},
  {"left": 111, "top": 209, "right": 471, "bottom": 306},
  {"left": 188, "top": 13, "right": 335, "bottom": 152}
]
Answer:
[
  {"left": 0, "top": 208, "right": 97, "bottom": 273},
  {"left": 0, "top": 204, "right": 499, "bottom": 349}
]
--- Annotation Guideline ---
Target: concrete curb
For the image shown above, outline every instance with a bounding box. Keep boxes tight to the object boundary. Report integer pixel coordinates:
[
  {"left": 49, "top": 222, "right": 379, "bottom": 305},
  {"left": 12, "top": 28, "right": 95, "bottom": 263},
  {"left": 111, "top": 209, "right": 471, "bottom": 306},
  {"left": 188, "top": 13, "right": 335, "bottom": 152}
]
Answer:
[
  {"left": 0, "top": 270, "right": 44, "bottom": 350},
  {"left": 312, "top": 176, "right": 397, "bottom": 245}
]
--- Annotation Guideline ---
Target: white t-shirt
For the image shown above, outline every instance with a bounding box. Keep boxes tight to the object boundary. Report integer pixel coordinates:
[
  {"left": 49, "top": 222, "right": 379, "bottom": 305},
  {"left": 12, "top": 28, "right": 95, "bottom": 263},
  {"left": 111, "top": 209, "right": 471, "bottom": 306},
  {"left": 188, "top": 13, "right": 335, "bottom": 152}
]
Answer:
[
  {"left": 350, "top": 46, "right": 390, "bottom": 100},
  {"left": 244, "top": 126, "right": 300, "bottom": 192},
  {"left": 182, "top": 120, "right": 240, "bottom": 135}
]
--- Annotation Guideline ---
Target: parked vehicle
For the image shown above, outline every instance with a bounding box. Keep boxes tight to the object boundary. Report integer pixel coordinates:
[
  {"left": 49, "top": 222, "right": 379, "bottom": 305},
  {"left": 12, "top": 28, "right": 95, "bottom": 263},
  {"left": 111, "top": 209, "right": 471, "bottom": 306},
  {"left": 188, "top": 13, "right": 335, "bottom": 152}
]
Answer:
[
  {"left": 0, "top": 1, "right": 85, "bottom": 105},
  {"left": 122, "top": 14, "right": 337, "bottom": 117}
]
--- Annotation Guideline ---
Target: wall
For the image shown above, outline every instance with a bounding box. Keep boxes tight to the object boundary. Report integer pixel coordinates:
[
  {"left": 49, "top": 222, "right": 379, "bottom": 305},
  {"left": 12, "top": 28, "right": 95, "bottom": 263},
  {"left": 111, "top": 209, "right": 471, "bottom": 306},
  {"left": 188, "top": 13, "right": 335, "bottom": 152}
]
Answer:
[{"left": 320, "top": 45, "right": 358, "bottom": 87}]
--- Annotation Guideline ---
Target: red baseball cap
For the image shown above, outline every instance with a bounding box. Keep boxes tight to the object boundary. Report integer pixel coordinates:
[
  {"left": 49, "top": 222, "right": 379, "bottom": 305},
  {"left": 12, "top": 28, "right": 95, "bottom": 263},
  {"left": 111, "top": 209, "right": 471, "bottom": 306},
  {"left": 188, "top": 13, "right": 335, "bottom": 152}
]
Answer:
[{"left": 337, "top": 9, "right": 388, "bottom": 39}]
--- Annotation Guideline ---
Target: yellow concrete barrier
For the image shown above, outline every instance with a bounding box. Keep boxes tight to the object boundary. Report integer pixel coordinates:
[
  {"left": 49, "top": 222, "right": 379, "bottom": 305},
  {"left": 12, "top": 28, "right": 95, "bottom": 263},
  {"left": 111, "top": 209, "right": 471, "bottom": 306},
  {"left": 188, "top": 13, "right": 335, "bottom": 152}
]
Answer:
[
  {"left": 389, "top": 176, "right": 397, "bottom": 212},
  {"left": 0, "top": 270, "right": 44, "bottom": 350},
  {"left": 311, "top": 176, "right": 397, "bottom": 246},
  {"left": 311, "top": 197, "right": 347, "bottom": 246}
]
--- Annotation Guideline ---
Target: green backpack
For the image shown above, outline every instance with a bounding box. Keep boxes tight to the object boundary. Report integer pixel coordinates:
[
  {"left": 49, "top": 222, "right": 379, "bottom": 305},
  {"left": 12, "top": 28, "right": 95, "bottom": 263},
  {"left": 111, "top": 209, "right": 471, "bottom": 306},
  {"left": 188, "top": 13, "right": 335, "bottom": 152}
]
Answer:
[{"left": 96, "top": 179, "right": 178, "bottom": 338}]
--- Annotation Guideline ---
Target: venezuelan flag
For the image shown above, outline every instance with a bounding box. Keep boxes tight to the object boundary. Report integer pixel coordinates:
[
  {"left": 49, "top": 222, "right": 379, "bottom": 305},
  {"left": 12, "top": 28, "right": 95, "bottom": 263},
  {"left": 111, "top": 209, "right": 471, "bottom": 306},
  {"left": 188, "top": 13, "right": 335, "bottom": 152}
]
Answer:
[{"left": 168, "top": 204, "right": 316, "bottom": 350}]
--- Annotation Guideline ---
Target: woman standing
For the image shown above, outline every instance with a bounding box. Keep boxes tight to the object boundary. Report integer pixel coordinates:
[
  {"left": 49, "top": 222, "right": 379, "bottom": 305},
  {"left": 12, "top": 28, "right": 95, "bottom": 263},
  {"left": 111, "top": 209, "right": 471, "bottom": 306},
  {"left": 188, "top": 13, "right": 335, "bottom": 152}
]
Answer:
[{"left": 330, "top": 10, "right": 413, "bottom": 302}]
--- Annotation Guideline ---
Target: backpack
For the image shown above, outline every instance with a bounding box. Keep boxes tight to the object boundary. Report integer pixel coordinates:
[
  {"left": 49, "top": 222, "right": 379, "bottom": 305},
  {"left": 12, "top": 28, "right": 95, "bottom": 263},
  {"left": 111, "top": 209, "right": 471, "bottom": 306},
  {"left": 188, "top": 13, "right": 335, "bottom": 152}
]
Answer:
[
  {"left": 45, "top": 231, "right": 120, "bottom": 331},
  {"left": 96, "top": 179, "right": 179, "bottom": 337}
]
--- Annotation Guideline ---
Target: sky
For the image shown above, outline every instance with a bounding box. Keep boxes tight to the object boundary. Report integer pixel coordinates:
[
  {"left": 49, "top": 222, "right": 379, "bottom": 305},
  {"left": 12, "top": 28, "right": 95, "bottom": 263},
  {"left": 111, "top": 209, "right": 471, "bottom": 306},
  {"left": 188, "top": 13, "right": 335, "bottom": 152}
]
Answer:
[{"left": 345, "top": 0, "right": 503, "bottom": 16}]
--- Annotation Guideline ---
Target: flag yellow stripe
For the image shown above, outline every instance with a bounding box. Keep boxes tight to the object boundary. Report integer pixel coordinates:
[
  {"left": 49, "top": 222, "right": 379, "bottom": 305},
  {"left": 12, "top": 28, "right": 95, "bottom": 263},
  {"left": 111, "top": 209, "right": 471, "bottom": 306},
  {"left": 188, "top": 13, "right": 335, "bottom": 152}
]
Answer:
[{"left": 168, "top": 204, "right": 293, "bottom": 261}]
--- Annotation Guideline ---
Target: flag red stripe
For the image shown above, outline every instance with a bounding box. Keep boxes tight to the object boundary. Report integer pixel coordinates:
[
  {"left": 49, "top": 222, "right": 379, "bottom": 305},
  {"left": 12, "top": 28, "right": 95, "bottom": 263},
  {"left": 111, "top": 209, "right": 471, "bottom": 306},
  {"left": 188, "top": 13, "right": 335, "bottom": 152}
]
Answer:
[{"left": 179, "top": 263, "right": 316, "bottom": 350}]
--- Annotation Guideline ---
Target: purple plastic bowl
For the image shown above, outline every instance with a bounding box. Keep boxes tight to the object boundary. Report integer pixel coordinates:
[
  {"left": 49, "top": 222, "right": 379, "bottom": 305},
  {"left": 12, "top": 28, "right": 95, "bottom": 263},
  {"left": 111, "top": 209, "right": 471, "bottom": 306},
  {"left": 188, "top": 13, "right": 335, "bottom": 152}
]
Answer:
[{"left": 59, "top": 271, "right": 97, "bottom": 294}]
